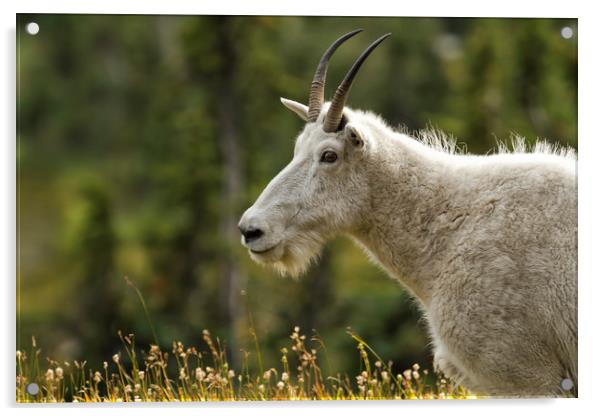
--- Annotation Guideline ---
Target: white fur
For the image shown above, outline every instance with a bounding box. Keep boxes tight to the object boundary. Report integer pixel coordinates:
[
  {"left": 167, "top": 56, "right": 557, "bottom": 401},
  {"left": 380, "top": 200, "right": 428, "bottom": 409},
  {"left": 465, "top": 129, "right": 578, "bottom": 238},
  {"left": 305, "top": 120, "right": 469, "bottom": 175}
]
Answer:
[{"left": 239, "top": 102, "right": 577, "bottom": 397}]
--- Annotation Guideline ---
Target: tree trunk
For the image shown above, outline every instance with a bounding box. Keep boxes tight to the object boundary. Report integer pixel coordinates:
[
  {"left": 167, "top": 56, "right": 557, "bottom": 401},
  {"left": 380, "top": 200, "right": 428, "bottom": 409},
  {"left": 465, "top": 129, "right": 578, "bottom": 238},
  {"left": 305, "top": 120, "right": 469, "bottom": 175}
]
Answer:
[{"left": 215, "top": 18, "right": 246, "bottom": 366}]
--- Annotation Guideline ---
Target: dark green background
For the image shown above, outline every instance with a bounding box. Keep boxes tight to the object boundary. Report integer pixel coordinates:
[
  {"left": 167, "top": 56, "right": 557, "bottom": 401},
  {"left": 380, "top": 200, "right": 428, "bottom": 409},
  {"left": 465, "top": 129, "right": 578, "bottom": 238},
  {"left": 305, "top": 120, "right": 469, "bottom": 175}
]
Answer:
[{"left": 17, "top": 15, "right": 577, "bottom": 375}]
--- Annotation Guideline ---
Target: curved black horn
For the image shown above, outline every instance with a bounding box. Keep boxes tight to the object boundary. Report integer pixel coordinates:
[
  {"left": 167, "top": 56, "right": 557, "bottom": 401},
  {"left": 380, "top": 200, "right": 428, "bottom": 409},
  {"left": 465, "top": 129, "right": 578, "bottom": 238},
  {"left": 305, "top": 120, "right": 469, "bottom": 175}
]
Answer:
[
  {"left": 323, "top": 33, "right": 391, "bottom": 132},
  {"left": 307, "top": 29, "right": 363, "bottom": 122}
]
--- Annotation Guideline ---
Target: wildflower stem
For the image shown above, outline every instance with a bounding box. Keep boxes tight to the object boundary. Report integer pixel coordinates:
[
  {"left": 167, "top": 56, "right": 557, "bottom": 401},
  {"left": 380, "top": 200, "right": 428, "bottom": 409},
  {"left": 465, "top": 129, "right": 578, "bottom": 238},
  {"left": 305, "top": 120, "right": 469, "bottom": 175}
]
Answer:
[{"left": 124, "top": 276, "right": 160, "bottom": 346}]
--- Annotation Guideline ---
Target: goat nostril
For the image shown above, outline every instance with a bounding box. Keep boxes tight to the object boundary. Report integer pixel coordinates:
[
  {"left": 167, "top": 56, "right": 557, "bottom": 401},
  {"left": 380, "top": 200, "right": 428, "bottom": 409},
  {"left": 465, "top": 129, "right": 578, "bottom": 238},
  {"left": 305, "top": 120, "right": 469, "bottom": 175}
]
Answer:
[{"left": 243, "top": 227, "right": 264, "bottom": 244}]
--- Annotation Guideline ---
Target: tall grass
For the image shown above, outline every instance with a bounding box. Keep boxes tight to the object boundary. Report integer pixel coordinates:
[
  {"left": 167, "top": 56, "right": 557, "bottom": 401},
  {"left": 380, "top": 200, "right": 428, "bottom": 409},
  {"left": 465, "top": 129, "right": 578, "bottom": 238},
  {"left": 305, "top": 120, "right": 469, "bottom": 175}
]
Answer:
[
  {"left": 16, "top": 327, "right": 473, "bottom": 402},
  {"left": 16, "top": 277, "right": 473, "bottom": 402}
]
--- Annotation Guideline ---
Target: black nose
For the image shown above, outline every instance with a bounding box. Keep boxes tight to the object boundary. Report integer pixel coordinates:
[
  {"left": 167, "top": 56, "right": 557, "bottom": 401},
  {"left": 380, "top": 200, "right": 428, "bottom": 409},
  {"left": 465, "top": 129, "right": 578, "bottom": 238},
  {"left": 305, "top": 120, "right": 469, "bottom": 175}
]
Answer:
[{"left": 239, "top": 226, "right": 264, "bottom": 244}]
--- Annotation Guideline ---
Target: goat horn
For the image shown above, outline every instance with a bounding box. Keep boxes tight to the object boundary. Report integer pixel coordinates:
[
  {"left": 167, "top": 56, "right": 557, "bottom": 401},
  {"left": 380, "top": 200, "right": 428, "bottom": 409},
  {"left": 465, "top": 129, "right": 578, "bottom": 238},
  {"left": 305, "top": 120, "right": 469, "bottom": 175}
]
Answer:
[
  {"left": 307, "top": 29, "right": 363, "bottom": 122},
  {"left": 323, "top": 33, "right": 391, "bottom": 132}
]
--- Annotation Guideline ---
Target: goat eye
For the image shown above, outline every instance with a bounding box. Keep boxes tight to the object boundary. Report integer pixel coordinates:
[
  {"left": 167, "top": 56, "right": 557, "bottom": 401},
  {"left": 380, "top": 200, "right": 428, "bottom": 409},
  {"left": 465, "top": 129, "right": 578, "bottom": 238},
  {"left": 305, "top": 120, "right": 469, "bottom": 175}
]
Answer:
[{"left": 320, "top": 151, "right": 338, "bottom": 164}]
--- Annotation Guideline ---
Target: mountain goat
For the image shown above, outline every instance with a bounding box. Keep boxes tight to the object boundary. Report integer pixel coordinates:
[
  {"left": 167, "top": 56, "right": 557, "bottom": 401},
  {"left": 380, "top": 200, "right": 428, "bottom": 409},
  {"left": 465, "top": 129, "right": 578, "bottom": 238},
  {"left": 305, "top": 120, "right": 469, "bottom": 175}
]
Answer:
[{"left": 238, "top": 30, "right": 577, "bottom": 397}]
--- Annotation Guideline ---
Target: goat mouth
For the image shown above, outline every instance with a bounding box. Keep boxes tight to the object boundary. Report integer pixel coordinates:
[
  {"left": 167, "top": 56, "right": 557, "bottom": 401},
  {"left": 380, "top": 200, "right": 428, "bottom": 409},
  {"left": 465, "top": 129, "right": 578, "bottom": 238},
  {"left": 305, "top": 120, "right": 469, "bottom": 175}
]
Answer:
[{"left": 250, "top": 245, "right": 277, "bottom": 255}]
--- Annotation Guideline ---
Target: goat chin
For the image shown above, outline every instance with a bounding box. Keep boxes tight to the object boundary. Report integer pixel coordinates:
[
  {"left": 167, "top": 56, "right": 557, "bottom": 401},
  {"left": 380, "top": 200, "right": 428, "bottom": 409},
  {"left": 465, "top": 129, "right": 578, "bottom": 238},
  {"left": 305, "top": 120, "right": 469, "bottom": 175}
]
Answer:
[{"left": 252, "top": 232, "right": 326, "bottom": 279}]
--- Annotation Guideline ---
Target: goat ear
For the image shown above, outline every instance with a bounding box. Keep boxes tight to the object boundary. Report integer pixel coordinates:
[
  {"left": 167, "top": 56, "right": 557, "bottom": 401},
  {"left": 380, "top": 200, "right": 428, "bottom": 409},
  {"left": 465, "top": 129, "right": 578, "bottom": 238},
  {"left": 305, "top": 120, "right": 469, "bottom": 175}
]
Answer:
[
  {"left": 280, "top": 97, "right": 309, "bottom": 122},
  {"left": 344, "top": 124, "right": 364, "bottom": 148}
]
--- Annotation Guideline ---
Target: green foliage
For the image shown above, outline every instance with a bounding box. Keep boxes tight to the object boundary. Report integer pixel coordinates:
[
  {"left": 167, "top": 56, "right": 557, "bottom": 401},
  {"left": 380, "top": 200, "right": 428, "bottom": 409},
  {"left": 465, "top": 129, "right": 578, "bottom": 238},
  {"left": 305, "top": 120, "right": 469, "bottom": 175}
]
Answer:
[{"left": 17, "top": 15, "right": 577, "bottom": 378}]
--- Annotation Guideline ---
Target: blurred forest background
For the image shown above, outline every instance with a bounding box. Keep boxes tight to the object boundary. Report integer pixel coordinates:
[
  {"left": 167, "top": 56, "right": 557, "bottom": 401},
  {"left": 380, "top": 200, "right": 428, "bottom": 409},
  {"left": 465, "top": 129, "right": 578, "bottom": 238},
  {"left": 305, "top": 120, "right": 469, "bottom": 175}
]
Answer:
[{"left": 17, "top": 15, "right": 577, "bottom": 376}]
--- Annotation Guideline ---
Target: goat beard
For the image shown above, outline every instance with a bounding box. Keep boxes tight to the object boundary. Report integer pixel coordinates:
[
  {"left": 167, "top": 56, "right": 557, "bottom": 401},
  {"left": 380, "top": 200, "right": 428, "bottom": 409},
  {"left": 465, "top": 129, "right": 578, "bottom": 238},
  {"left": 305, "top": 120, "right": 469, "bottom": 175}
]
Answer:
[{"left": 270, "top": 230, "right": 327, "bottom": 279}]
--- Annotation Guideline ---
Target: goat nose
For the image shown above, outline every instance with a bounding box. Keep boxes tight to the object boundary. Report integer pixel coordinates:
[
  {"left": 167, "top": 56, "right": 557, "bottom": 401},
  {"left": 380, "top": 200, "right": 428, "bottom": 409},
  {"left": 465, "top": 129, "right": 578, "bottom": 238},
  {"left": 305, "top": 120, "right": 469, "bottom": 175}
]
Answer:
[{"left": 239, "top": 226, "right": 265, "bottom": 244}]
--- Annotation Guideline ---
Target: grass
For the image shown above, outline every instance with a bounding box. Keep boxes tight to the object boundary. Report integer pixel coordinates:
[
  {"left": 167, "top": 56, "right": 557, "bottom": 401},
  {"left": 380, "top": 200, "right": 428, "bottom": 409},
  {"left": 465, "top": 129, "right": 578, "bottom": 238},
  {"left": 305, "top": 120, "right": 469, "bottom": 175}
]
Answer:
[
  {"left": 16, "top": 277, "right": 474, "bottom": 402},
  {"left": 16, "top": 327, "right": 474, "bottom": 402}
]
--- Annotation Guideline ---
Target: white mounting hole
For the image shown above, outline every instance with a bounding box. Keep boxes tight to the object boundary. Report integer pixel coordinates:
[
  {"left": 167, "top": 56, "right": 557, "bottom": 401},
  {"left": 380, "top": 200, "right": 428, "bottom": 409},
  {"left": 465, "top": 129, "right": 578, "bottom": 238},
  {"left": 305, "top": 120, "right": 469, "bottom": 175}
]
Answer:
[
  {"left": 560, "top": 378, "right": 574, "bottom": 391},
  {"left": 560, "top": 26, "right": 573, "bottom": 40},
  {"left": 26, "top": 382, "right": 40, "bottom": 395},
  {"left": 25, "top": 22, "right": 40, "bottom": 36}
]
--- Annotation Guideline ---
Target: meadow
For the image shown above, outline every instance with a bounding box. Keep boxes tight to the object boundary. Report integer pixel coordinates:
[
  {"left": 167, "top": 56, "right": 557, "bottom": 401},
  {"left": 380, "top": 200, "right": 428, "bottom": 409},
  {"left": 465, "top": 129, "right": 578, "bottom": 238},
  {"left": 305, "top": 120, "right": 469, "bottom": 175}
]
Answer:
[
  {"left": 17, "top": 268, "right": 473, "bottom": 403},
  {"left": 16, "top": 327, "right": 473, "bottom": 402}
]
